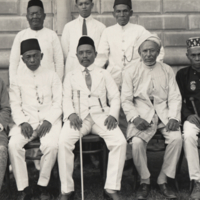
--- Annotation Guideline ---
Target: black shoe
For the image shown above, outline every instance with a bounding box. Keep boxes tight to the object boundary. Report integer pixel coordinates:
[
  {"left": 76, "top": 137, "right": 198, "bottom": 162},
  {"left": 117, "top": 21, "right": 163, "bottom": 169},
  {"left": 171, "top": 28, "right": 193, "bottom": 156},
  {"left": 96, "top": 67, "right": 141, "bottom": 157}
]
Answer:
[
  {"left": 16, "top": 191, "right": 32, "bottom": 200},
  {"left": 103, "top": 190, "right": 120, "bottom": 200},
  {"left": 159, "top": 183, "right": 177, "bottom": 199},
  {"left": 37, "top": 186, "right": 53, "bottom": 200},
  {"left": 136, "top": 183, "right": 150, "bottom": 199},
  {"left": 190, "top": 181, "right": 200, "bottom": 200},
  {"left": 58, "top": 192, "right": 75, "bottom": 200}
]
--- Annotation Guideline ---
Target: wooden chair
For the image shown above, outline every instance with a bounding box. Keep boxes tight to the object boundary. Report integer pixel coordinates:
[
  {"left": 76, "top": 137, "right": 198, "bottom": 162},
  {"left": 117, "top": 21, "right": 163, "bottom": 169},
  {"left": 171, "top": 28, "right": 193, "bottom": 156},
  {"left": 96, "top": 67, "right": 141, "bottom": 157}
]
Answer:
[
  {"left": 24, "top": 134, "right": 109, "bottom": 184},
  {"left": 74, "top": 134, "right": 108, "bottom": 183},
  {"left": 132, "top": 131, "right": 179, "bottom": 191}
]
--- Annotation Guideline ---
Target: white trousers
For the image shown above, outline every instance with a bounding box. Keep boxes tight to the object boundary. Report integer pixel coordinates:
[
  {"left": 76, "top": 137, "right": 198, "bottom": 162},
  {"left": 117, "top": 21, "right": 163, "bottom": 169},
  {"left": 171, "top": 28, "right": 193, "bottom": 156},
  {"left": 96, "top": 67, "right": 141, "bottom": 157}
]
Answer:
[
  {"left": 58, "top": 115, "right": 127, "bottom": 194},
  {"left": 183, "top": 121, "right": 200, "bottom": 181},
  {"left": 131, "top": 127, "right": 182, "bottom": 180},
  {"left": 8, "top": 121, "right": 61, "bottom": 191}
]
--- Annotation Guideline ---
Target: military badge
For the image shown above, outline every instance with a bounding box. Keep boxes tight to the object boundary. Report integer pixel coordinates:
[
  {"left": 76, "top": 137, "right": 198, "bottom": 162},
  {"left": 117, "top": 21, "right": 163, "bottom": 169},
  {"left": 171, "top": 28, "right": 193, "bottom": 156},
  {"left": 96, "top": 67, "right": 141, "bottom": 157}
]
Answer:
[{"left": 190, "top": 81, "right": 196, "bottom": 91}]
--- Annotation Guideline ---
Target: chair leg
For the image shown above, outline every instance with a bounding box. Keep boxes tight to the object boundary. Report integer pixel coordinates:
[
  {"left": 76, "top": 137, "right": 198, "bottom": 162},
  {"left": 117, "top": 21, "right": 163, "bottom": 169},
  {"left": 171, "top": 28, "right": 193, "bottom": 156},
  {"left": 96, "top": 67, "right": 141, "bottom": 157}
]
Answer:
[
  {"left": 102, "top": 143, "right": 108, "bottom": 185},
  {"left": 5, "top": 160, "right": 10, "bottom": 194},
  {"left": 174, "top": 147, "right": 184, "bottom": 192},
  {"left": 190, "top": 180, "right": 194, "bottom": 194},
  {"left": 132, "top": 164, "right": 138, "bottom": 192},
  {"left": 177, "top": 147, "right": 184, "bottom": 175}
]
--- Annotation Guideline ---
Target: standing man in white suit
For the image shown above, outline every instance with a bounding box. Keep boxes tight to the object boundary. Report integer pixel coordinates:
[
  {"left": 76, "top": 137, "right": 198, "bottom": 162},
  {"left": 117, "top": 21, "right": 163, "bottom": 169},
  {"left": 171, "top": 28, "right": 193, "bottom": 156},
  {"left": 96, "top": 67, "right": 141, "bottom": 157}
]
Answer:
[
  {"left": 9, "top": 0, "right": 64, "bottom": 82},
  {"left": 95, "top": 0, "right": 164, "bottom": 89},
  {"left": 58, "top": 36, "right": 127, "bottom": 200},
  {"left": 9, "top": 39, "right": 62, "bottom": 200},
  {"left": 61, "top": 0, "right": 106, "bottom": 75}
]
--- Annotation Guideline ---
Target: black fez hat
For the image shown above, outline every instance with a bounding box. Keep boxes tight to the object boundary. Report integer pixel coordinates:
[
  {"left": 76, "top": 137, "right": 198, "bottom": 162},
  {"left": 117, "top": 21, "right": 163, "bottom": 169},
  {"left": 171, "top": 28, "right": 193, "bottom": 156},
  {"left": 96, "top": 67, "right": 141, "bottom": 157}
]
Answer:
[
  {"left": 77, "top": 36, "right": 95, "bottom": 51},
  {"left": 27, "top": 0, "right": 44, "bottom": 10},
  {"left": 21, "top": 39, "right": 41, "bottom": 55},
  {"left": 113, "top": 0, "right": 132, "bottom": 9}
]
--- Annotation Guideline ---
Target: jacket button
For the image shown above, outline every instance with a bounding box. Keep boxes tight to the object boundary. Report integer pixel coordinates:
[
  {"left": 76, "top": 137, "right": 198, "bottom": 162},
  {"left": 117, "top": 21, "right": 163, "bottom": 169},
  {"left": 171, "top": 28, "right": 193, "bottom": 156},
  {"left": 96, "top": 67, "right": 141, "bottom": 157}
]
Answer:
[
  {"left": 88, "top": 107, "right": 91, "bottom": 109},
  {"left": 88, "top": 95, "right": 91, "bottom": 98},
  {"left": 38, "top": 110, "right": 40, "bottom": 112}
]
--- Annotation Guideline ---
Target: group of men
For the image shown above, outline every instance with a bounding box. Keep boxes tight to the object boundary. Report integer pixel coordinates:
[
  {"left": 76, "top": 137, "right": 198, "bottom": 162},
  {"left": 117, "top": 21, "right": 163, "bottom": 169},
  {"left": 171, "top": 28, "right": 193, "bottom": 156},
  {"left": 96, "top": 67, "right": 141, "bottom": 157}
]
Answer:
[{"left": 0, "top": 0, "right": 199, "bottom": 200}]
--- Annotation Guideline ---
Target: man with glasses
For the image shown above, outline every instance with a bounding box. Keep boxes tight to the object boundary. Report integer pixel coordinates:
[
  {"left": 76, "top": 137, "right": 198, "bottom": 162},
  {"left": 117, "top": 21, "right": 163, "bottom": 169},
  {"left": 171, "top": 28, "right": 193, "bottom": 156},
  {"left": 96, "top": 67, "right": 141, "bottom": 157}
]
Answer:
[
  {"left": 176, "top": 37, "right": 200, "bottom": 200},
  {"left": 9, "top": 0, "right": 64, "bottom": 82},
  {"left": 61, "top": 0, "right": 106, "bottom": 75},
  {"left": 9, "top": 39, "right": 62, "bottom": 200}
]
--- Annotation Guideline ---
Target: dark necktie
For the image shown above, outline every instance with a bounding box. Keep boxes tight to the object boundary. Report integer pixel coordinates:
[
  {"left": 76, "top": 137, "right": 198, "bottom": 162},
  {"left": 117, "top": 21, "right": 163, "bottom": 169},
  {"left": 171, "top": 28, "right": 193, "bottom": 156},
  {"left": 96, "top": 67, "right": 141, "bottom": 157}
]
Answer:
[
  {"left": 82, "top": 19, "right": 87, "bottom": 35},
  {"left": 85, "top": 68, "right": 92, "bottom": 90}
]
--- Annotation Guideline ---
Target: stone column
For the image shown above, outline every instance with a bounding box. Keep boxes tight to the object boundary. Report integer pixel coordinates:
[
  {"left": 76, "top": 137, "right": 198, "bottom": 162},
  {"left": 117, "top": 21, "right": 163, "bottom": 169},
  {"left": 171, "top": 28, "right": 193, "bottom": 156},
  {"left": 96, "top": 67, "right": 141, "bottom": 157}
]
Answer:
[{"left": 56, "top": 0, "right": 72, "bottom": 35}]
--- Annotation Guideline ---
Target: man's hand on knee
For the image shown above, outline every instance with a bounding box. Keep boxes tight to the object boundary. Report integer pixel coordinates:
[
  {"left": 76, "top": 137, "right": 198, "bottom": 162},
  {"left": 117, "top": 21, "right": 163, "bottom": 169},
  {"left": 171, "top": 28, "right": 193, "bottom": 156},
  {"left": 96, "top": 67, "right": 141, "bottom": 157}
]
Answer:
[
  {"left": 104, "top": 115, "right": 117, "bottom": 130},
  {"left": 21, "top": 122, "right": 33, "bottom": 139},
  {"left": 187, "top": 114, "right": 200, "bottom": 126},
  {"left": 37, "top": 120, "right": 52, "bottom": 138},
  {"left": 133, "top": 117, "right": 151, "bottom": 131},
  {"left": 166, "top": 119, "right": 179, "bottom": 132},
  {"left": 69, "top": 113, "right": 82, "bottom": 131}
]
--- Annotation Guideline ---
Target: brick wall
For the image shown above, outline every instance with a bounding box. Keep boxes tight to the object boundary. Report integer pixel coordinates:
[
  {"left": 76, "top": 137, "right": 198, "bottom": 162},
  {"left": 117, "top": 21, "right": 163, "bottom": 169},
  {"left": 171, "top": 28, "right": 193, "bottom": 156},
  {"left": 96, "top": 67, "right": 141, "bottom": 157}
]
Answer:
[
  {"left": 71, "top": 0, "right": 200, "bottom": 73},
  {"left": 1, "top": 0, "right": 200, "bottom": 86},
  {"left": 0, "top": 0, "right": 54, "bottom": 86}
]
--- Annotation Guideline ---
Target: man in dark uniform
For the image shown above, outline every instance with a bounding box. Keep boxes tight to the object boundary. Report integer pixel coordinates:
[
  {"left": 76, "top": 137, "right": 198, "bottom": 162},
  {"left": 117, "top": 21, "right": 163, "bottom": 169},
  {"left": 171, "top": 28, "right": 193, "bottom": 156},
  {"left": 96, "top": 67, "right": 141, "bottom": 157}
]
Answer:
[{"left": 176, "top": 37, "right": 200, "bottom": 200}]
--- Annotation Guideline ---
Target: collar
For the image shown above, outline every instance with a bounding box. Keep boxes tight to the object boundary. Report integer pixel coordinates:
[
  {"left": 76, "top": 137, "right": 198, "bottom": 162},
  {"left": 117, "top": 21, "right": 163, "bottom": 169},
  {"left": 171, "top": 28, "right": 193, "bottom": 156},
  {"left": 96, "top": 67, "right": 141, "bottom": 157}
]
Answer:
[
  {"left": 29, "top": 27, "right": 45, "bottom": 32},
  {"left": 78, "top": 14, "right": 92, "bottom": 22},
  {"left": 26, "top": 66, "right": 43, "bottom": 76},
  {"left": 116, "top": 22, "right": 131, "bottom": 31},
  {"left": 80, "top": 63, "right": 94, "bottom": 72},
  {"left": 142, "top": 61, "right": 157, "bottom": 70}
]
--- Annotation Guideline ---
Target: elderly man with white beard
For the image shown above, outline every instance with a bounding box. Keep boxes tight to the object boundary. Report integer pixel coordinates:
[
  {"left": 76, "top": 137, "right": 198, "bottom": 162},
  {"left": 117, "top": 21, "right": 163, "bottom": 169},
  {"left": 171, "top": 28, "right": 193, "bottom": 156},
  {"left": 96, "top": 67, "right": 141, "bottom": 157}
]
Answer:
[{"left": 121, "top": 35, "right": 182, "bottom": 199}]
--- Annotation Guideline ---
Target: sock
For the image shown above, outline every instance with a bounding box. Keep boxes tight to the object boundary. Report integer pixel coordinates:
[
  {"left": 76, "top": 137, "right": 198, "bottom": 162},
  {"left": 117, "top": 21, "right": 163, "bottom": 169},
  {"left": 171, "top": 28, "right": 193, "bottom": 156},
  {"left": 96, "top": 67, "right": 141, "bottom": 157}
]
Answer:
[
  {"left": 157, "top": 171, "right": 167, "bottom": 185},
  {"left": 140, "top": 178, "right": 150, "bottom": 185}
]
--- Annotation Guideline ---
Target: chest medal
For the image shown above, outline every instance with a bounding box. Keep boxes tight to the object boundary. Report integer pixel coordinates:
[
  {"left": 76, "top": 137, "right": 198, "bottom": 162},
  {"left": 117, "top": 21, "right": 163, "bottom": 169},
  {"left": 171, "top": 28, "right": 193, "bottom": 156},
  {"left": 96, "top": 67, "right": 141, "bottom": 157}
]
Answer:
[{"left": 190, "top": 81, "right": 196, "bottom": 91}]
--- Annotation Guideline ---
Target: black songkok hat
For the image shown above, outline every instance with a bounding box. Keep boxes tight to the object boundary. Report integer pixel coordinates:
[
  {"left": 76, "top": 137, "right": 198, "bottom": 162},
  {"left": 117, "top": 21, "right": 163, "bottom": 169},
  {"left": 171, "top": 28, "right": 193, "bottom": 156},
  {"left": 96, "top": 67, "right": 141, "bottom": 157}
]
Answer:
[
  {"left": 77, "top": 36, "right": 95, "bottom": 51},
  {"left": 21, "top": 39, "right": 41, "bottom": 55},
  {"left": 27, "top": 0, "right": 44, "bottom": 10},
  {"left": 186, "top": 37, "right": 200, "bottom": 49},
  {"left": 113, "top": 0, "right": 132, "bottom": 9}
]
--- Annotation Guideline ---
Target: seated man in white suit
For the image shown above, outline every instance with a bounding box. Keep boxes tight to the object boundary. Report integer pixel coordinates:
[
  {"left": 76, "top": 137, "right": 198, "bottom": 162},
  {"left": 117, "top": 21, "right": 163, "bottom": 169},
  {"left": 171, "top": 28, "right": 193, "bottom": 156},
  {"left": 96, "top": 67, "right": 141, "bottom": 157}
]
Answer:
[
  {"left": 9, "top": 39, "right": 62, "bottom": 200},
  {"left": 58, "top": 36, "right": 127, "bottom": 200},
  {"left": 121, "top": 35, "right": 182, "bottom": 200}
]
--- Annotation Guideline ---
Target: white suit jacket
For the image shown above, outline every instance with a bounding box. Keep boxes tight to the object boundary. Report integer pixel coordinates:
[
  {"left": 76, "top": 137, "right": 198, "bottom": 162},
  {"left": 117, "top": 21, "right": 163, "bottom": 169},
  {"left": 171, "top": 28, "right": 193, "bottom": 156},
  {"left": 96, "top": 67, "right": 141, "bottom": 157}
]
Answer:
[
  {"left": 61, "top": 15, "right": 106, "bottom": 75},
  {"left": 95, "top": 23, "right": 165, "bottom": 88},
  {"left": 9, "top": 67, "right": 62, "bottom": 131},
  {"left": 121, "top": 61, "right": 181, "bottom": 130},
  {"left": 63, "top": 64, "right": 120, "bottom": 130},
  {"left": 9, "top": 27, "right": 64, "bottom": 82}
]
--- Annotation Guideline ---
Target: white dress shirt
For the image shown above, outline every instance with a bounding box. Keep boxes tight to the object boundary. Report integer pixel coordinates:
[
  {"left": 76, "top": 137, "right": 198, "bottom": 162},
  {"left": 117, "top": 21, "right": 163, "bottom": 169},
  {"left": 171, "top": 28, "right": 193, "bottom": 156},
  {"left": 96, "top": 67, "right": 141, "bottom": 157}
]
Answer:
[
  {"left": 61, "top": 15, "right": 106, "bottom": 75},
  {"left": 9, "top": 67, "right": 62, "bottom": 130},
  {"left": 95, "top": 23, "right": 165, "bottom": 88},
  {"left": 9, "top": 27, "right": 64, "bottom": 82}
]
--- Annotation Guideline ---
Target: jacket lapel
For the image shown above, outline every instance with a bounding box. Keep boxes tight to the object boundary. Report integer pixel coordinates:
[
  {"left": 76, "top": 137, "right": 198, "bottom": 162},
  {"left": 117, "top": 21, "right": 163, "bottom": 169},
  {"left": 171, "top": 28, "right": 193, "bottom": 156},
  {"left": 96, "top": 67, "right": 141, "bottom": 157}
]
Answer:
[
  {"left": 91, "top": 69, "right": 103, "bottom": 93},
  {"left": 72, "top": 69, "right": 90, "bottom": 93}
]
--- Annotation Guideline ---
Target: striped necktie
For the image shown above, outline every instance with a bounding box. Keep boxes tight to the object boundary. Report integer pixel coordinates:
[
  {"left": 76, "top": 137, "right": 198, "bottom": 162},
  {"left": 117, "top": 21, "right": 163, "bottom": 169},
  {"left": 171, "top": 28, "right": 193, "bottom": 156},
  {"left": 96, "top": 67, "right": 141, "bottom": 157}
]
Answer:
[
  {"left": 82, "top": 19, "right": 87, "bottom": 35},
  {"left": 85, "top": 68, "right": 92, "bottom": 90}
]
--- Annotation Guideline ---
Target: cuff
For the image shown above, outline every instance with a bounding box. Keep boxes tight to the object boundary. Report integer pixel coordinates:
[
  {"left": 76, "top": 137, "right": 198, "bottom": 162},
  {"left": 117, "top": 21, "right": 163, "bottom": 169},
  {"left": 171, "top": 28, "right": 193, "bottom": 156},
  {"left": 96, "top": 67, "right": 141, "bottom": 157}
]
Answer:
[{"left": 130, "top": 115, "right": 140, "bottom": 123}]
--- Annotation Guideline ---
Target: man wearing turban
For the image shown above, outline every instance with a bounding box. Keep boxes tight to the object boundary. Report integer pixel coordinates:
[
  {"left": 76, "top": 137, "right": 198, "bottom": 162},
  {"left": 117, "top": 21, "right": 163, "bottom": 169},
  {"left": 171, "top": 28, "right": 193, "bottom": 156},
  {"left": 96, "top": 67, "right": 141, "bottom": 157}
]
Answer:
[
  {"left": 9, "top": 0, "right": 64, "bottom": 82},
  {"left": 9, "top": 39, "right": 62, "bottom": 200},
  {"left": 58, "top": 36, "right": 126, "bottom": 200},
  {"left": 176, "top": 37, "right": 200, "bottom": 200},
  {"left": 121, "top": 35, "right": 182, "bottom": 199}
]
